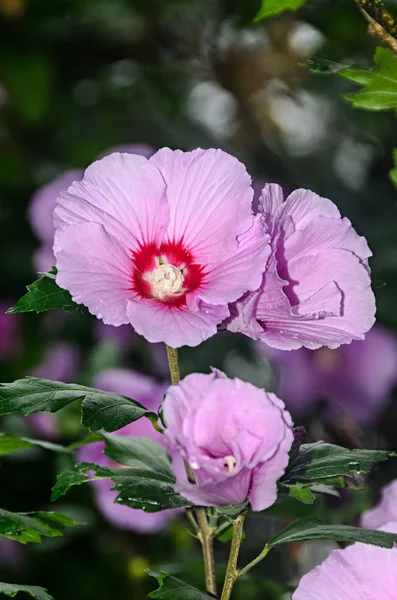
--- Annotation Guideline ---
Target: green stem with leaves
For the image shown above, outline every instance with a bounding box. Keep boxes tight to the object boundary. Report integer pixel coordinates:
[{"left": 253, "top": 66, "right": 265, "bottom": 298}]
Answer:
[
  {"left": 166, "top": 345, "right": 217, "bottom": 597},
  {"left": 220, "top": 515, "right": 245, "bottom": 600},
  {"left": 237, "top": 545, "right": 270, "bottom": 578}
]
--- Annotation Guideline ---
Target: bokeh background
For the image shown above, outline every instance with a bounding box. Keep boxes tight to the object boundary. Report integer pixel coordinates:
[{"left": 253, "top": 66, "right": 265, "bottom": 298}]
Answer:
[{"left": 2, "top": 0, "right": 397, "bottom": 599}]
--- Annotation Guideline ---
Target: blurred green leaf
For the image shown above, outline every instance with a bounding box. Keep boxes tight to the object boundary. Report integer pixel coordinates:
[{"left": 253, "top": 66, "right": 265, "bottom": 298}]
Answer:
[
  {"left": 0, "top": 54, "right": 54, "bottom": 124},
  {"left": 0, "top": 433, "right": 71, "bottom": 456},
  {"left": 0, "top": 508, "right": 81, "bottom": 544},
  {"left": 390, "top": 148, "right": 397, "bottom": 188},
  {"left": 6, "top": 269, "right": 87, "bottom": 315},
  {"left": 102, "top": 435, "right": 172, "bottom": 475},
  {"left": 51, "top": 461, "right": 192, "bottom": 512},
  {"left": 307, "top": 58, "right": 349, "bottom": 75},
  {"left": 0, "top": 583, "right": 53, "bottom": 600},
  {"left": 67, "top": 433, "right": 104, "bottom": 451},
  {"left": 288, "top": 485, "right": 316, "bottom": 505},
  {"left": 0, "top": 377, "right": 158, "bottom": 432},
  {"left": 281, "top": 441, "right": 391, "bottom": 485},
  {"left": 51, "top": 462, "right": 131, "bottom": 501},
  {"left": 340, "top": 46, "right": 397, "bottom": 110},
  {"left": 267, "top": 517, "right": 397, "bottom": 549},
  {"left": 215, "top": 521, "right": 246, "bottom": 543},
  {"left": 264, "top": 495, "right": 314, "bottom": 519},
  {"left": 147, "top": 571, "right": 213, "bottom": 599},
  {"left": 254, "top": 0, "right": 307, "bottom": 21}
]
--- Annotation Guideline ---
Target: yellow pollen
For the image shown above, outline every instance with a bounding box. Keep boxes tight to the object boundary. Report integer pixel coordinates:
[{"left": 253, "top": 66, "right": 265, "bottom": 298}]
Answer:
[
  {"left": 223, "top": 455, "right": 237, "bottom": 473},
  {"left": 145, "top": 263, "right": 185, "bottom": 299}
]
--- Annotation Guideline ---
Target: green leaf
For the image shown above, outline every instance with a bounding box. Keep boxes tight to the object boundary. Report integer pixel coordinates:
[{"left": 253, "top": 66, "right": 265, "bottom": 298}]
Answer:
[
  {"left": 147, "top": 571, "right": 214, "bottom": 599},
  {"left": 0, "top": 433, "right": 71, "bottom": 456},
  {"left": 264, "top": 495, "right": 314, "bottom": 519},
  {"left": 389, "top": 148, "right": 397, "bottom": 188},
  {"left": 215, "top": 521, "right": 246, "bottom": 543},
  {"left": 281, "top": 441, "right": 391, "bottom": 485},
  {"left": 307, "top": 58, "right": 349, "bottom": 75},
  {"left": 67, "top": 433, "right": 104, "bottom": 451},
  {"left": 214, "top": 499, "right": 250, "bottom": 521},
  {"left": 0, "top": 377, "right": 158, "bottom": 433},
  {"left": 340, "top": 47, "right": 397, "bottom": 110},
  {"left": 6, "top": 269, "right": 86, "bottom": 315},
  {"left": 0, "top": 508, "right": 80, "bottom": 544},
  {"left": 0, "top": 583, "right": 53, "bottom": 600},
  {"left": 81, "top": 391, "right": 160, "bottom": 433},
  {"left": 267, "top": 516, "right": 397, "bottom": 549},
  {"left": 113, "top": 474, "right": 191, "bottom": 512},
  {"left": 51, "top": 462, "right": 192, "bottom": 512},
  {"left": 102, "top": 435, "right": 173, "bottom": 476},
  {"left": 288, "top": 486, "right": 316, "bottom": 505},
  {"left": 254, "top": 0, "right": 307, "bottom": 21}
]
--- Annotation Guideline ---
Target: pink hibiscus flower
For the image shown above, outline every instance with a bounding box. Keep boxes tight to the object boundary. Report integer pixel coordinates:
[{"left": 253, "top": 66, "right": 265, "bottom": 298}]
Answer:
[
  {"left": 163, "top": 370, "right": 293, "bottom": 511},
  {"left": 361, "top": 479, "right": 397, "bottom": 530},
  {"left": 226, "top": 184, "right": 376, "bottom": 350},
  {"left": 53, "top": 148, "right": 269, "bottom": 347},
  {"left": 293, "top": 522, "right": 397, "bottom": 600}
]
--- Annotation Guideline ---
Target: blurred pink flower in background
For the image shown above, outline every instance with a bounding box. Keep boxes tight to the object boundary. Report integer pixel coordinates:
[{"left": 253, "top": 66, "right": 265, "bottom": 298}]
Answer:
[
  {"left": 292, "top": 522, "right": 397, "bottom": 600},
  {"left": 26, "top": 341, "right": 80, "bottom": 439},
  {"left": 54, "top": 148, "right": 269, "bottom": 347},
  {"left": 78, "top": 368, "right": 181, "bottom": 534},
  {"left": 163, "top": 370, "right": 293, "bottom": 510},
  {"left": 0, "top": 301, "right": 19, "bottom": 360},
  {"left": 29, "top": 169, "right": 83, "bottom": 272},
  {"left": 256, "top": 325, "right": 397, "bottom": 426},
  {"left": 30, "top": 341, "right": 79, "bottom": 382},
  {"left": 361, "top": 479, "right": 397, "bottom": 530},
  {"left": 94, "top": 320, "right": 135, "bottom": 349},
  {"left": 226, "top": 184, "right": 376, "bottom": 350},
  {"left": 0, "top": 538, "right": 25, "bottom": 569}
]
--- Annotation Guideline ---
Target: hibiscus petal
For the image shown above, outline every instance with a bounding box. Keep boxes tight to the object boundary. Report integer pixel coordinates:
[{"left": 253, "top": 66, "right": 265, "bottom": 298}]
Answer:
[
  {"left": 282, "top": 214, "right": 372, "bottom": 266},
  {"left": 176, "top": 468, "right": 252, "bottom": 507},
  {"left": 54, "top": 222, "right": 134, "bottom": 326},
  {"left": 249, "top": 422, "right": 294, "bottom": 511},
  {"left": 126, "top": 297, "right": 229, "bottom": 347},
  {"left": 150, "top": 148, "right": 255, "bottom": 265},
  {"left": 54, "top": 153, "right": 169, "bottom": 252},
  {"left": 197, "top": 215, "right": 271, "bottom": 306},
  {"left": 292, "top": 525, "right": 397, "bottom": 600}
]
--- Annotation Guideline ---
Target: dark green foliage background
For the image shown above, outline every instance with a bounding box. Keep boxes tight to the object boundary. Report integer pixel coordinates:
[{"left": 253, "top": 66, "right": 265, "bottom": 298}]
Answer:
[{"left": 2, "top": 1, "right": 397, "bottom": 599}]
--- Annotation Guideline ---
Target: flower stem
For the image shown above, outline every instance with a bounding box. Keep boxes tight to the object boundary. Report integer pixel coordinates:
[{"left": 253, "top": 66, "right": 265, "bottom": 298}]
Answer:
[
  {"left": 165, "top": 344, "right": 217, "bottom": 597},
  {"left": 196, "top": 507, "right": 218, "bottom": 597},
  {"left": 166, "top": 345, "right": 180, "bottom": 386},
  {"left": 220, "top": 515, "right": 245, "bottom": 600}
]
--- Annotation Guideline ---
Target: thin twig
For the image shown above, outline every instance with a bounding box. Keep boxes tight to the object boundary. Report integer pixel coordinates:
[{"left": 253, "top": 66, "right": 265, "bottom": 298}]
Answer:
[
  {"left": 353, "top": 0, "right": 397, "bottom": 55},
  {"left": 237, "top": 545, "right": 270, "bottom": 578}
]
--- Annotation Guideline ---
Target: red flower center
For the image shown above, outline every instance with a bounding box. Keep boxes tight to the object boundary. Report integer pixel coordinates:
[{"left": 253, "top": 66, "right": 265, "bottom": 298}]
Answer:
[{"left": 131, "top": 241, "right": 205, "bottom": 307}]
